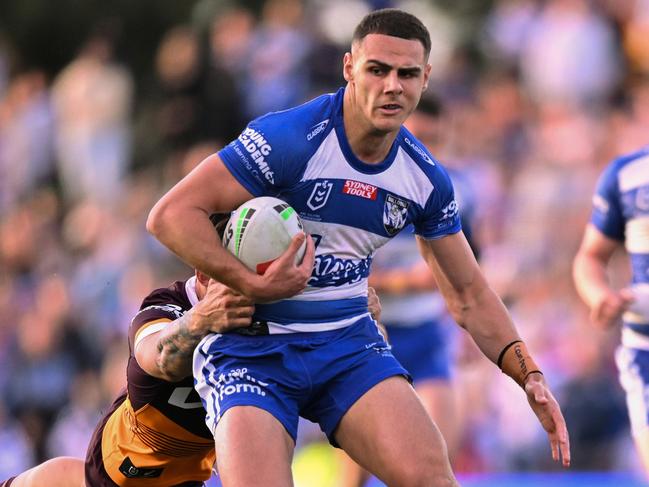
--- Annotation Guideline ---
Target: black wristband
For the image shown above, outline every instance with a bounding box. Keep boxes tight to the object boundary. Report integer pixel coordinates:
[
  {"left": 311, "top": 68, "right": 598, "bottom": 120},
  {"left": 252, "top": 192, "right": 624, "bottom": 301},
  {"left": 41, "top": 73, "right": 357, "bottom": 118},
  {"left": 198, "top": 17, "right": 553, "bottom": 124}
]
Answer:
[{"left": 497, "top": 340, "right": 522, "bottom": 369}]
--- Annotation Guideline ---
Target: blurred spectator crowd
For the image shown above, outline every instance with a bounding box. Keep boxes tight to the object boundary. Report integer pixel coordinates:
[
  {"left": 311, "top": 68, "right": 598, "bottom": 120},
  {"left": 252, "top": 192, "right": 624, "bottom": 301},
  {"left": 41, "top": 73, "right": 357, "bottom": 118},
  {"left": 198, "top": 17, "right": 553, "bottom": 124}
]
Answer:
[{"left": 1, "top": 0, "right": 649, "bottom": 478}]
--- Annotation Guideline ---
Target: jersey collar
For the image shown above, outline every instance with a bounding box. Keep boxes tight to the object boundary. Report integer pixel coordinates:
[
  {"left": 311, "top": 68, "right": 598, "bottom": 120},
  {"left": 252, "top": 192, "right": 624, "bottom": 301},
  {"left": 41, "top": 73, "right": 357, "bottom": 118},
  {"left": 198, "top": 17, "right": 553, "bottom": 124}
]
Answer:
[
  {"left": 185, "top": 276, "right": 200, "bottom": 307},
  {"left": 333, "top": 87, "right": 401, "bottom": 175}
]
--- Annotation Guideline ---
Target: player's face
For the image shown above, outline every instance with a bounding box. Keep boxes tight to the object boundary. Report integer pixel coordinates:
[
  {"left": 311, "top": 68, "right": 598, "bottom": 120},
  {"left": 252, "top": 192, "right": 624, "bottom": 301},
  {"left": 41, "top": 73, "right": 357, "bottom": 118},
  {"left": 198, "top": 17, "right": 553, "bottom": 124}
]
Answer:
[{"left": 344, "top": 34, "right": 431, "bottom": 134}]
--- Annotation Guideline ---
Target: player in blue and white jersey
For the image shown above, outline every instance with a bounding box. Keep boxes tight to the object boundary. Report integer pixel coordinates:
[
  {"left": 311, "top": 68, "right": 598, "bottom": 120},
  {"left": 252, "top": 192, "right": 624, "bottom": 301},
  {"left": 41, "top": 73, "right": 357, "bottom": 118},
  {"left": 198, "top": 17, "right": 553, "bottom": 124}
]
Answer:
[
  {"left": 148, "top": 8, "right": 570, "bottom": 486},
  {"left": 574, "top": 145, "right": 649, "bottom": 475}
]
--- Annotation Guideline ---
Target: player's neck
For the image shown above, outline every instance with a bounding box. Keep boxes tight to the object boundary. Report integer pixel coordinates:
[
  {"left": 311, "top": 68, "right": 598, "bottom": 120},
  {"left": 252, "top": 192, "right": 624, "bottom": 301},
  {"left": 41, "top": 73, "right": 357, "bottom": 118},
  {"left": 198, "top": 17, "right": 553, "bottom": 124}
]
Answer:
[{"left": 343, "top": 93, "right": 399, "bottom": 164}]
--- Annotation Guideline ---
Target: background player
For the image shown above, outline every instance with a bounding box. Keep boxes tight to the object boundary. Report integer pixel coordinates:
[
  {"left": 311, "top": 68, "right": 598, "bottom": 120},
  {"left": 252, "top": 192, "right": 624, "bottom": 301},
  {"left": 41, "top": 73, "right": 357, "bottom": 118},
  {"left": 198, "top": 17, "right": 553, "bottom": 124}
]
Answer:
[
  {"left": 573, "top": 145, "right": 649, "bottom": 474},
  {"left": 148, "top": 8, "right": 570, "bottom": 487}
]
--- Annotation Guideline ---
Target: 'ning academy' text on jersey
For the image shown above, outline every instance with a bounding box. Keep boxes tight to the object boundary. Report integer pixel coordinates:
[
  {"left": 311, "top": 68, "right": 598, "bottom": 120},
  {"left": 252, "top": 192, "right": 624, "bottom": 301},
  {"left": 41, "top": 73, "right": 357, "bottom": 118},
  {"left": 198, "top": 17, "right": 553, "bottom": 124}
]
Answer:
[{"left": 218, "top": 87, "right": 461, "bottom": 333}]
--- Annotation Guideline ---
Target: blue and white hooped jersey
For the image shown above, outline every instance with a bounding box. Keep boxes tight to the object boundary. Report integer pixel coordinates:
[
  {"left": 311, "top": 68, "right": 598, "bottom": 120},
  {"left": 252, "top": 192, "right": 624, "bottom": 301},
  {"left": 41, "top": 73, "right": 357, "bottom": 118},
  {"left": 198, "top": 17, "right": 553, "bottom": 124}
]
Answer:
[
  {"left": 218, "top": 87, "right": 461, "bottom": 333},
  {"left": 591, "top": 146, "right": 649, "bottom": 343}
]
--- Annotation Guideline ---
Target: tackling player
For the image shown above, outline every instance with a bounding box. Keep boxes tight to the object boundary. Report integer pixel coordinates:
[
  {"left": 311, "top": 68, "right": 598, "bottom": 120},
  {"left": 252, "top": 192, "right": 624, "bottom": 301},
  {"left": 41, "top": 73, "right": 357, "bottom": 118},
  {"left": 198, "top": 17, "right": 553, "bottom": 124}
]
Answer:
[
  {"left": 0, "top": 216, "right": 384, "bottom": 487},
  {"left": 148, "top": 8, "right": 571, "bottom": 487},
  {"left": 1, "top": 215, "right": 256, "bottom": 487}
]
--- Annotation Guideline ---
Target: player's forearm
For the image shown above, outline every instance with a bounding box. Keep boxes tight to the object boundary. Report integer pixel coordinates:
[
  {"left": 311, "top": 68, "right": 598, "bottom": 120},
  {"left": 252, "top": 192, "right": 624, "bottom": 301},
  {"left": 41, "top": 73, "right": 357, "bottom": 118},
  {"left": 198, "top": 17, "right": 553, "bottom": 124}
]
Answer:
[
  {"left": 572, "top": 252, "right": 612, "bottom": 309},
  {"left": 147, "top": 201, "right": 256, "bottom": 295},
  {"left": 155, "top": 310, "right": 206, "bottom": 381},
  {"left": 449, "top": 283, "right": 520, "bottom": 364},
  {"left": 453, "top": 286, "right": 545, "bottom": 387}
]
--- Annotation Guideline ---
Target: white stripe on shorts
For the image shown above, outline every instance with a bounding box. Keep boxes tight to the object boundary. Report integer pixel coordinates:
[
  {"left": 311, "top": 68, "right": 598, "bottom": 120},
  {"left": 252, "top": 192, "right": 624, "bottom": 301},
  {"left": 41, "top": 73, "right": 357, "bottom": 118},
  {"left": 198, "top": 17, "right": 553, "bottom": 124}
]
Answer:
[
  {"left": 193, "top": 334, "right": 223, "bottom": 436},
  {"left": 616, "top": 346, "right": 649, "bottom": 436},
  {"left": 264, "top": 313, "right": 370, "bottom": 334}
]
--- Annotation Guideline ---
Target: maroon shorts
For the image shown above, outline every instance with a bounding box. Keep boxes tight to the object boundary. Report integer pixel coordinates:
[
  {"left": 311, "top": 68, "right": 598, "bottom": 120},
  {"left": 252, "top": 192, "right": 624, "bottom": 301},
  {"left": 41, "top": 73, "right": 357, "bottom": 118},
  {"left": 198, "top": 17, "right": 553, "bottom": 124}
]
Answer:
[{"left": 84, "top": 392, "right": 204, "bottom": 487}]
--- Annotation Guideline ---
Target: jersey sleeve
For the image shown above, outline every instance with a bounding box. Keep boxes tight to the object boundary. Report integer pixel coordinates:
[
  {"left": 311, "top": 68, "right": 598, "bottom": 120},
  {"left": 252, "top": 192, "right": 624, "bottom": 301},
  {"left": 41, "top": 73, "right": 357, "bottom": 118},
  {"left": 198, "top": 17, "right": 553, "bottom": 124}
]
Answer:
[
  {"left": 218, "top": 112, "right": 303, "bottom": 196},
  {"left": 128, "top": 289, "right": 187, "bottom": 351},
  {"left": 414, "top": 165, "right": 462, "bottom": 239},
  {"left": 590, "top": 160, "right": 625, "bottom": 241}
]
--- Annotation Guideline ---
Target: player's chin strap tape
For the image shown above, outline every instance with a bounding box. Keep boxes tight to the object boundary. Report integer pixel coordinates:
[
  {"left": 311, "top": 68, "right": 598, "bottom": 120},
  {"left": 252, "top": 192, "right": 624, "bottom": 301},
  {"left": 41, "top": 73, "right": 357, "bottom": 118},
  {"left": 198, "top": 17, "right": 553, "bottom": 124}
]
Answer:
[{"left": 497, "top": 340, "right": 543, "bottom": 387}]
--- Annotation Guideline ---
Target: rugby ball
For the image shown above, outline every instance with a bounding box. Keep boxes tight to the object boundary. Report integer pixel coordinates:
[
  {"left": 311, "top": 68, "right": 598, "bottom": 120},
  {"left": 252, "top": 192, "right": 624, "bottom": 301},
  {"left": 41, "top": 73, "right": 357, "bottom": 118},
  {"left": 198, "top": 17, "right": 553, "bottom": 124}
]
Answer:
[{"left": 223, "top": 197, "right": 306, "bottom": 275}]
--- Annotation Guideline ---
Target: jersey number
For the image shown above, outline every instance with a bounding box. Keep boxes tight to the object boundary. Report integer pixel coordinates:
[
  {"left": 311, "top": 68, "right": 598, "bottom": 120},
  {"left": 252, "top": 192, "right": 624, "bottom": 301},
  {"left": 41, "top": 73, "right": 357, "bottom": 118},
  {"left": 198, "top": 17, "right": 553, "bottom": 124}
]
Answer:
[{"left": 168, "top": 387, "right": 203, "bottom": 409}]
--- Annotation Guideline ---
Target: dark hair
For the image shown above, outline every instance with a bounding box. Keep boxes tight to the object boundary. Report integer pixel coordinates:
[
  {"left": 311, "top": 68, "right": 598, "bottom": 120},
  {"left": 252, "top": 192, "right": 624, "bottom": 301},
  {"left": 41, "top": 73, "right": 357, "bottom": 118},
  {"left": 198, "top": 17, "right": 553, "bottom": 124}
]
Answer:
[
  {"left": 416, "top": 94, "right": 444, "bottom": 118},
  {"left": 353, "top": 8, "right": 431, "bottom": 57},
  {"left": 209, "top": 212, "right": 230, "bottom": 239}
]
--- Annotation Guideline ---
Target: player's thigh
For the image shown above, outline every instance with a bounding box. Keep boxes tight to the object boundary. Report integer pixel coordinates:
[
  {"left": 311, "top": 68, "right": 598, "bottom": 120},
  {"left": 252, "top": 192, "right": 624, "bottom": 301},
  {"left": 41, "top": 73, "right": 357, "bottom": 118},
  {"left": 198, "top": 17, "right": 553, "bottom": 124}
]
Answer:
[
  {"left": 334, "top": 376, "right": 457, "bottom": 487},
  {"left": 214, "top": 405, "right": 294, "bottom": 487},
  {"left": 12, "top": 457, "right": 85, "bottom": 487}
]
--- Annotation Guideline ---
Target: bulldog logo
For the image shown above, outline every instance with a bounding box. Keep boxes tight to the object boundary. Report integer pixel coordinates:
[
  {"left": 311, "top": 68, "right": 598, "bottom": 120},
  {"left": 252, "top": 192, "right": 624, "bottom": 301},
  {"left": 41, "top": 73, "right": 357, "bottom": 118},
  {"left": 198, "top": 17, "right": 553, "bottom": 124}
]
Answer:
[{"left": 383, "top": 194, "right": 409, "bottom": 235}]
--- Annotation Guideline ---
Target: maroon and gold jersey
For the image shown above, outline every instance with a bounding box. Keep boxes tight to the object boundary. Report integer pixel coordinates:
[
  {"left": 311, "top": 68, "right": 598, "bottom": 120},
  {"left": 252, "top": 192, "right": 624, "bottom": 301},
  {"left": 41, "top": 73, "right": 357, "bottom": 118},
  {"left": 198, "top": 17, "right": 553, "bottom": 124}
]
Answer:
[{"left": 85, "top": 277, "right": 215, "bottom": 487}]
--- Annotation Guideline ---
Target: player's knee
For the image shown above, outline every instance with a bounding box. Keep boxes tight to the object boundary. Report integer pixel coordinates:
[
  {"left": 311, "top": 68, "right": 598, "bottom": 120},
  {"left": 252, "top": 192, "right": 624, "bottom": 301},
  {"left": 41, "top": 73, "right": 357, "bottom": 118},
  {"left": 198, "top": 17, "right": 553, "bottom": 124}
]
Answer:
[
  {"left": 389, "top": 450, "right": 456, "bottom": 487},
  {"left": 398, "top": 466, "right": 455, "bottom": 487}
]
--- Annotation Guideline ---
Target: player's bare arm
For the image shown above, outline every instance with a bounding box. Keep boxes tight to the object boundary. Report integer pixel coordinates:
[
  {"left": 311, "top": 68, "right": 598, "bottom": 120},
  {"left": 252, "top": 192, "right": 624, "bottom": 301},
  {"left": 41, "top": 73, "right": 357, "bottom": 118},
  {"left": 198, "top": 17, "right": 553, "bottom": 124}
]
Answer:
[
  {"left": 417, "top": 231, "right": 571, "bottom": 467},
  {"left": 573, "top": 224, "right": 635, "bottom": 329},
  {"left": 135, "top": 279, "right": 254, "bottom": 382},
  {"left": 367, "top": 286, "right": 381, "bottom": 322},
  {"left": 147, "top": 153, "right": 315, "bottom": 302}
]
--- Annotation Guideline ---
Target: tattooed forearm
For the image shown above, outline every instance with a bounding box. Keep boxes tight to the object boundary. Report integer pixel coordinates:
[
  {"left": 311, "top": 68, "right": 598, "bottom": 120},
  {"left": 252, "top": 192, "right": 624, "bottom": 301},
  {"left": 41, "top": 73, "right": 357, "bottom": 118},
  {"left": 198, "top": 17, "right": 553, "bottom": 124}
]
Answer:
[{"left": 155, "top": 310, "right": 203, "bottom": 381}]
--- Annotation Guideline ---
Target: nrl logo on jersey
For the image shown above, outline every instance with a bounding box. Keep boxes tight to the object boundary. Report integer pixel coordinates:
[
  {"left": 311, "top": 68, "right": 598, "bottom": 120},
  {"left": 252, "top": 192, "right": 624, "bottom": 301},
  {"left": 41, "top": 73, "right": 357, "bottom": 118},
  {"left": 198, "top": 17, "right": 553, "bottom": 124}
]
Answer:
[
  {"left": 307, "top": 120, "right": 329, "bottom": 141},
  {"left": 307, "top": 180, "right": 334, "bottom": 211},
  {"left": 383, "top": 194, "right": 409, "bottom": 235}
]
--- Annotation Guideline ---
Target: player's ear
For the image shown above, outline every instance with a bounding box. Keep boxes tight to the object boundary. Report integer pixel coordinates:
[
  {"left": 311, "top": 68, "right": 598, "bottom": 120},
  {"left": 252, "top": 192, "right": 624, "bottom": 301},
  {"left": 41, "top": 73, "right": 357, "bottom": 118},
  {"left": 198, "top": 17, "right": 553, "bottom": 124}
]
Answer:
[
  {"left": 422, "top": 63, "right": 432, "bottom": 91},
  {"left": 195, "top": 270, "right": 210, "bottom": 287},
  {"left": 343, "top": 52, "right": 354, "bottom": 82}
]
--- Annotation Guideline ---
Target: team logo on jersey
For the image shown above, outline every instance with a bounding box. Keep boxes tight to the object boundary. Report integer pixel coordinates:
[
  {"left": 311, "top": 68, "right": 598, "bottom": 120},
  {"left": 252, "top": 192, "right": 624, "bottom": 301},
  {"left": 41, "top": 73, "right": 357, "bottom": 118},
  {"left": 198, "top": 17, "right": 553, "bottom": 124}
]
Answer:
[
  {"left": 307, "top": 180, "right": 334, "bottom": 211},
  {"left": 307, "top": 120, "right": 329, "bottom": 141},
  {"left": 383, "top": 194, "right": 409, "bottom": 235},
  {"left": 636, "top": 187, "right": 649, "bottom": 211},
  {"left": 343, "top": 180, "right": 377, "bottom": 200}
]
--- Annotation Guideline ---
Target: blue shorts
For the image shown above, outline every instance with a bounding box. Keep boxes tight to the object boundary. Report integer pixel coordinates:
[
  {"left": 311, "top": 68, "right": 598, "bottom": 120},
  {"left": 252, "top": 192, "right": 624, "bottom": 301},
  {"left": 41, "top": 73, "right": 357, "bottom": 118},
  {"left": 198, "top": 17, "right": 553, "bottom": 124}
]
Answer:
[
  {"left": 384, "top": 318, "right": 455, "bottom": 383},
  {"left": 193, "top": 316, "right": 409, "bottom": 445}
]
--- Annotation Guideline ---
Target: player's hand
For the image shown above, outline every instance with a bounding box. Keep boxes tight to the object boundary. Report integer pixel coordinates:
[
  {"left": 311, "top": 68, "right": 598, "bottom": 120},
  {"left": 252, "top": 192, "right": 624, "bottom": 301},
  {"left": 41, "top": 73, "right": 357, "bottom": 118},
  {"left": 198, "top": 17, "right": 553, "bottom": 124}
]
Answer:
[
  {"left": 193, "top": 280, "right": 255, "bottom": 333},
  {"left": 368, "top": 286, "right": 382, "bottom": 322},
  {"left": 250, "top": 233, "right": 315, "bottom": 302},
  {"left": 590, "top": 288, "right": 634, "bottom": 329},
  {"left": 524, "top": 373, "right": 571, "bottom": 467}
]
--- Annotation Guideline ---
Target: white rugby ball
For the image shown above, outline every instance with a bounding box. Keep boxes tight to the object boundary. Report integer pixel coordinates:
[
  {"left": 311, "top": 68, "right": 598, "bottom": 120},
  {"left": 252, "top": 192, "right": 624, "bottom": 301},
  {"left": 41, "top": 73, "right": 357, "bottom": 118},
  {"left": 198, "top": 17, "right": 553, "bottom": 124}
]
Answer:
[{"left": 223, "top": 197, "right": 306, "bottom": 275}]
